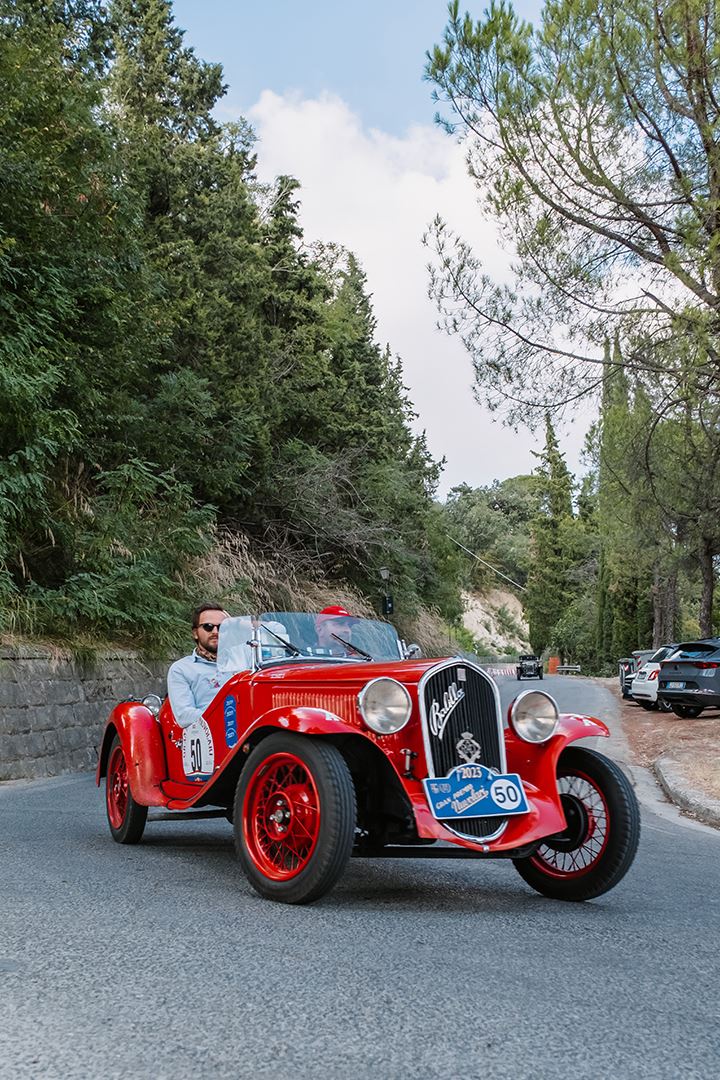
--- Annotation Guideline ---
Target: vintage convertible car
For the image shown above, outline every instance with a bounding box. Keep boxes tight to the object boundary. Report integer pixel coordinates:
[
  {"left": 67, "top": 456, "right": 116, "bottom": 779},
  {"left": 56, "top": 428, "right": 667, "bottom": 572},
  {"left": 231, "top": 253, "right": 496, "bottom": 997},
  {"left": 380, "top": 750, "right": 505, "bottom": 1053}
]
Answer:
[
  {"left": 516, "top": 654, "right": 543, "bottom": 680},
  {"left": 97, "top": 612, "right": 640, "bottom": 905}
]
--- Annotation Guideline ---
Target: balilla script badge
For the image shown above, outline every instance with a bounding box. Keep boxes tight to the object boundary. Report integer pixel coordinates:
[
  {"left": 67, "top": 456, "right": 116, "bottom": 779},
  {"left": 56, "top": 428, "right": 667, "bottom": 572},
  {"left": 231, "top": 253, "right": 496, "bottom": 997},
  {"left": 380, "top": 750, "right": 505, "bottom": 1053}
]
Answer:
[{"left": 428, "top": 681, "right": 465, "bottom": 740}]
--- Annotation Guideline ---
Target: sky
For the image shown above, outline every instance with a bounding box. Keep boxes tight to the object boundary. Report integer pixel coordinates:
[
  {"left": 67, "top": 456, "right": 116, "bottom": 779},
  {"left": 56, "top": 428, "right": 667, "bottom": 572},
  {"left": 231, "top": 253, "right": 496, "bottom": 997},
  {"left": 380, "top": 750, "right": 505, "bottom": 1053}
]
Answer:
[{"left": 172, "top": 0, "right": 592, "bottom": 496}]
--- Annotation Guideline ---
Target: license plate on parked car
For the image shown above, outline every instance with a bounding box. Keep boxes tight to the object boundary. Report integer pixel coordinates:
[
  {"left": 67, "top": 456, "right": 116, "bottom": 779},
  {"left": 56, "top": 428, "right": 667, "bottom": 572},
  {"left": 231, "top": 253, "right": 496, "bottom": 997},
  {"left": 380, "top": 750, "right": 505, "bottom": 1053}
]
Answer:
[{"left": 667, "top": 681, "right": 685, "bottom": 689}]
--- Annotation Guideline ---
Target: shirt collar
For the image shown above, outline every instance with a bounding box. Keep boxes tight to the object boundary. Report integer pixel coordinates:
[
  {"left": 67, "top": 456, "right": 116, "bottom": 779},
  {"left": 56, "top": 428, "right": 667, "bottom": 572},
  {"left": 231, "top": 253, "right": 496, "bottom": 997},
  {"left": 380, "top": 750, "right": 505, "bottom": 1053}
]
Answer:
[{"left": 192, "top": 648, "right": 217, "bottom": 665}]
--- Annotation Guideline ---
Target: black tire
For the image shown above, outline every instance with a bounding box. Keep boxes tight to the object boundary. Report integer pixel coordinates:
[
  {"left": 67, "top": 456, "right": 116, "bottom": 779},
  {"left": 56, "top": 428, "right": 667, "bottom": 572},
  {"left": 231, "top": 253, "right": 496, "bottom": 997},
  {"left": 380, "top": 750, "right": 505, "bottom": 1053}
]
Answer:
[
  {"left": 105, "top": 735, "right": 148, "bottom": 844},
  {"left": 234, "top": 732, "right": 356, "bottom": 905},
  {"left": 639, "top": 701, "right": 656, "bottom": 711},
  {"left": 539, "top": 671, "right": 544, "bottom": 680},
  {"left": 513, "top": 747, "right": 640, "bottom": 901},
  {"left": 671, "top": 704, "right": 704, "bottom": 719}
]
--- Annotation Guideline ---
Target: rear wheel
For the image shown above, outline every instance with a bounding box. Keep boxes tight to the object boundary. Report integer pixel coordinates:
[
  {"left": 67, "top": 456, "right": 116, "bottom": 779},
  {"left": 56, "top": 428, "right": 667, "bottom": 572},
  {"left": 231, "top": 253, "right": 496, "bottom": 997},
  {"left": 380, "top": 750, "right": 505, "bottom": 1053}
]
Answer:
[
  {"left": 234, "top": 733, "right": 356, "bottom": 904},
  {"left": 513, "top": 747, "right": 639, "bottom": 901},
  {"left": 672, "top": 704, "right": 704, "bottom": 719},
  {"left": 639, "top": 701, "right": 656, "bottom": 711},
  {"left": 106, "top": 735, "right": 147, "bottom": 844}
]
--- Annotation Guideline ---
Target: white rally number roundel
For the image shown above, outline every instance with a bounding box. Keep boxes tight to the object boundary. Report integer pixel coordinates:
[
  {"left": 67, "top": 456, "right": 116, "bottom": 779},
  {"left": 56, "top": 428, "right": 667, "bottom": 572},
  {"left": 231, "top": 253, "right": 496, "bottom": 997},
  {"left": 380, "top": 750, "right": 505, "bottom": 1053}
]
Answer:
[
  {"left": 182, "top": 718, "right": 215, "bottom": 781},
  {"left": 490, "top": 777, "right": 522, "bottom": 809}
]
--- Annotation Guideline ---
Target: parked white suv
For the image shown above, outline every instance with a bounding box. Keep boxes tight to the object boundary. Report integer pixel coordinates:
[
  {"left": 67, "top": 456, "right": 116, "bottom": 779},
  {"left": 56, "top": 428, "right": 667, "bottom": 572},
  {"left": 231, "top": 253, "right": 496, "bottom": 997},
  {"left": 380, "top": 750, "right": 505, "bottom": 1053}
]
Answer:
[{"left": 631, "top": 644, "right": 678, "bottom": 710}]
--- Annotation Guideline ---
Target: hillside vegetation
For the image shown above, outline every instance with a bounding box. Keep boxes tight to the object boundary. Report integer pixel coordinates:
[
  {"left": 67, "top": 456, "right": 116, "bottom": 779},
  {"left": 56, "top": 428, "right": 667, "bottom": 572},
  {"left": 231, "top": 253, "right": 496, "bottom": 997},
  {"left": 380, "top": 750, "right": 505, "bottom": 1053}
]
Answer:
[
  {"left": 2, "top": 2, "right": 717, "bottom": 667},
  {"left": 0, "top": 0, "right": 462, "bottom": 652}
]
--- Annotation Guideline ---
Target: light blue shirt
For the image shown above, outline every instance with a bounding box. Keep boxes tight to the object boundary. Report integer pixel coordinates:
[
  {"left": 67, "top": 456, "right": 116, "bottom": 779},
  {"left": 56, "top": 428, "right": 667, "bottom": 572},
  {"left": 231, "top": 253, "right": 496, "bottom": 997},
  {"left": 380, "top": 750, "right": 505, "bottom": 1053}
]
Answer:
[{"left": 167, "top": 651, "right": 234, "bottom": 729}]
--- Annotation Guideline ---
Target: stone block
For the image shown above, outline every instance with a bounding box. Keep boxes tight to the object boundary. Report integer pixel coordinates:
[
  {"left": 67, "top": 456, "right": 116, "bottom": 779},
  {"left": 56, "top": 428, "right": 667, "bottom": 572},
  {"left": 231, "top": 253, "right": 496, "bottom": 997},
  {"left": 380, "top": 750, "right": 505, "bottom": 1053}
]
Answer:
[
  {"left": 82, "top": 679, "right": 118, "bottom": 703},
  {"left": 47, "top": 703, "right": 78, "bottom": 728},
  {"left": 42, "top": 730, "right": 62, "bottom": 755},
  {"left": 44, "top": 680, "right": 81, "bottom": 707},
  {"left": 0, "top": 681, "right": 33, "bottom": 708},
  {"left": 3, "top": 731, "right": 45, "bottom": 762},
  {"left": 0, "top": 707, "right": 32, "bottom": 735},
  {"left": 62, "top": 726, "right": 94, "bottom": 752},
  {"left": 70, "top": 701, "right": 106, "bottom": 727}
]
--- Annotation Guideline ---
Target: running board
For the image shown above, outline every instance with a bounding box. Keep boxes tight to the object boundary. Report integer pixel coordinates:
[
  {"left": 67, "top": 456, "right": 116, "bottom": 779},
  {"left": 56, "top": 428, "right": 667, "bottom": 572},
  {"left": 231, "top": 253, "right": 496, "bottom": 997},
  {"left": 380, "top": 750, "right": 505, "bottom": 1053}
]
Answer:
[{"left": 149, "top": 809, "right": 229, "bottom": 822}]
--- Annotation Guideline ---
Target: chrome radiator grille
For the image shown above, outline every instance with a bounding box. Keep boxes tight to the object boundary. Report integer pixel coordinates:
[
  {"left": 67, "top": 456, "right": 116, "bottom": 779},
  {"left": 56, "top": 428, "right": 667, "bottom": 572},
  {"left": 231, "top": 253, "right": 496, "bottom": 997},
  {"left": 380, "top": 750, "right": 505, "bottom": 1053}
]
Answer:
[{"left": 420, "top": 661, "right": 506, "bottom": 841}]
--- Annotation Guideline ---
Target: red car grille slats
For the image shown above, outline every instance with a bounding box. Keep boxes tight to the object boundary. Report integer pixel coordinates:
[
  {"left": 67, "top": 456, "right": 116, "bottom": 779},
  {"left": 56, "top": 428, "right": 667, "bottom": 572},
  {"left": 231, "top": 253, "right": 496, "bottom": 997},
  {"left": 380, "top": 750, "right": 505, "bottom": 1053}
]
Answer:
[{"left": 271, "top": 690, "right": 360, "bottom": 727}]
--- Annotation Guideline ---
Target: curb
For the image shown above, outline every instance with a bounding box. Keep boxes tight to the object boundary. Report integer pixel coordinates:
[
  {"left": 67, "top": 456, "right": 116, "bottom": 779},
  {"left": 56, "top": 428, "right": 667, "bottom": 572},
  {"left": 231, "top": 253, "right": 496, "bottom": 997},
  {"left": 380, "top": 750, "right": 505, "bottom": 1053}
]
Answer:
[{"left": 654, "top": 753, "right": 720, "bottom": 829}]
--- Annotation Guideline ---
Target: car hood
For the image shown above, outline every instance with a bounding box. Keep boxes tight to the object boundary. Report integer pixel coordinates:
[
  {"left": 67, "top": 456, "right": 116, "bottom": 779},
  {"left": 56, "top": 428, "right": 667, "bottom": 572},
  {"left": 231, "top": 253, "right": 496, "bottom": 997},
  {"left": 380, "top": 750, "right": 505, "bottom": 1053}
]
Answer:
[{"left": 250, "top": 656, "right": 452, "bottom": 688}]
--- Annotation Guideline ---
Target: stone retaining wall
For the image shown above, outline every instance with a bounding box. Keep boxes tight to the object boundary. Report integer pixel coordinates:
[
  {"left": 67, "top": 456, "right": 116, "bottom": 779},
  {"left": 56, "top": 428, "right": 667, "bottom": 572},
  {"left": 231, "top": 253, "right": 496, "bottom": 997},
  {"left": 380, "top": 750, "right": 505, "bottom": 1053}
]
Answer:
[{"left": 0, "top": 647, "right": 169, "bottom": 781}]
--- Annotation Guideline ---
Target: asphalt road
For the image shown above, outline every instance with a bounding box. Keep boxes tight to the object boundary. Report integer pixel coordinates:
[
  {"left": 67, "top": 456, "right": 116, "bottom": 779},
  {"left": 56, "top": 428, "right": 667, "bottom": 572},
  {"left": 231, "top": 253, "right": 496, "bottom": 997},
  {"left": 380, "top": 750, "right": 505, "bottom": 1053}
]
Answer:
[{"left": 1, "top": 676, "right": 719, "bottom": 1080}]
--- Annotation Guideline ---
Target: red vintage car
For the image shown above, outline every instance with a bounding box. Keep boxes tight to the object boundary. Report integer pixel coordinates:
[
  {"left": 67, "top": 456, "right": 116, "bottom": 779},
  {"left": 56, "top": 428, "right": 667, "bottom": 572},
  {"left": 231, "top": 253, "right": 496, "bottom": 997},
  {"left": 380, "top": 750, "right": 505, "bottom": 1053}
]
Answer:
[{"left": 97, "top": 613, "right": 640, "bottom": 904}]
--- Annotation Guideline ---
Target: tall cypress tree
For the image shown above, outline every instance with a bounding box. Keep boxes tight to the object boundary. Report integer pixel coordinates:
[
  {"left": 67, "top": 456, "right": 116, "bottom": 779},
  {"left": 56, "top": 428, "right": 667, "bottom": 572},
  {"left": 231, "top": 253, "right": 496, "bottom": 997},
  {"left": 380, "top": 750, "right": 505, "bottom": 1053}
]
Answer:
[{"left": 525, "top": 416, "right": 574, "bottom": 654}]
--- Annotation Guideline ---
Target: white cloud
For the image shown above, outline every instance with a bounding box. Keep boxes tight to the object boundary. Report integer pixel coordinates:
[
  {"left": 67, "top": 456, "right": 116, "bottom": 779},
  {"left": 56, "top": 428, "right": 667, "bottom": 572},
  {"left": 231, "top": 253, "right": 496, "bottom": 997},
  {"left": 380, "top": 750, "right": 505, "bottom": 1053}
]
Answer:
[{"left": 247, "top": 90, "right": 593, "bottom": 496}]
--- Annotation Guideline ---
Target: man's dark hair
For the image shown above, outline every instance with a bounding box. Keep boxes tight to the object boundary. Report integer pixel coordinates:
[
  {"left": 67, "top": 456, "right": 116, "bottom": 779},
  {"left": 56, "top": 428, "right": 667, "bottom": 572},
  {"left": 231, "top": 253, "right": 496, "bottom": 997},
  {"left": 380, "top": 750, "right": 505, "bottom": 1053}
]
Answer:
[{"left": 191, "top": 602, "right": 226, "bottom": 628}]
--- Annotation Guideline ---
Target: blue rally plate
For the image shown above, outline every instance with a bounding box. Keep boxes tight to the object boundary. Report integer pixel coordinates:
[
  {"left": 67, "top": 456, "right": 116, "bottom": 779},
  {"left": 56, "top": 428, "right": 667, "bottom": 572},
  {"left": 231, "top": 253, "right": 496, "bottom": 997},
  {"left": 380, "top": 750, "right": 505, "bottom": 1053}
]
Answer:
[{"left": 423, "top": 764, "right": 529, "bottom": 821}]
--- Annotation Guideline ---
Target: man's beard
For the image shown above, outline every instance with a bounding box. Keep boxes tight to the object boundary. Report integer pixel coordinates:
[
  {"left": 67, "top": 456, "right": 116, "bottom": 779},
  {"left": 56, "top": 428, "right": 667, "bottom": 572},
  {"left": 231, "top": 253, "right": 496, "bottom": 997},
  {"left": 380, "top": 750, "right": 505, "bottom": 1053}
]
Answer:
[{"left": 195, "top": 641, "right": 217, "bottom": 662}]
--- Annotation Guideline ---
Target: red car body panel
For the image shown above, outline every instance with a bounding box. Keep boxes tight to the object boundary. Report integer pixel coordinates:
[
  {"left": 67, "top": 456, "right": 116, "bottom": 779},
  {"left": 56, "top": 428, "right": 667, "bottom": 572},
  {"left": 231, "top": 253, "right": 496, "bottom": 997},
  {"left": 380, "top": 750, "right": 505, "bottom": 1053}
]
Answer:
[
  {"left": 97, "top": 653, "right": 609, "bottom": 851},
  {"left": 97, "top": 702, "right": 169, "bottom": 806}
]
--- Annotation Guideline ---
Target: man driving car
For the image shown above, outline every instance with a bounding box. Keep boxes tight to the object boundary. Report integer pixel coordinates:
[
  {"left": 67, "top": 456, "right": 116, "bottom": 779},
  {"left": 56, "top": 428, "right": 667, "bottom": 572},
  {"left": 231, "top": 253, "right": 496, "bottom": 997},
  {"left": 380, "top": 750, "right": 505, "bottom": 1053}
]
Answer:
[{"left": 167, "top": 602, "right": 232, "bottom": 729}]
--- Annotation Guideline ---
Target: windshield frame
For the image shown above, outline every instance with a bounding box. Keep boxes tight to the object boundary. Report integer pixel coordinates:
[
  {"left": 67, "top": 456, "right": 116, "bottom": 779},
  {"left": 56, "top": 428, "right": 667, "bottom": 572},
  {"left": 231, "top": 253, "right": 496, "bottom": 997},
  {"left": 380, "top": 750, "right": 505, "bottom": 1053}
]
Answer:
[{"left": 220, "top": 613, "right": 405, "bottom": 673}]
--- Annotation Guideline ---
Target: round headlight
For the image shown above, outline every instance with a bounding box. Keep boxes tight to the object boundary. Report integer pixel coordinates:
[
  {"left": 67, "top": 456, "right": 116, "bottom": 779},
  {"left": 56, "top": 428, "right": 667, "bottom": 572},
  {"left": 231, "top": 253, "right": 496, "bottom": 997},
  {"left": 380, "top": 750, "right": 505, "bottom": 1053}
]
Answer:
[
  {"left": 510, "top": 690, "right": 559, "bottom": 743},
  {"left": 358, "top": 678, "right": 412, "bottom": 735},
  {"left": 141, "top": 694, "right": 163, "bottom": 717}
]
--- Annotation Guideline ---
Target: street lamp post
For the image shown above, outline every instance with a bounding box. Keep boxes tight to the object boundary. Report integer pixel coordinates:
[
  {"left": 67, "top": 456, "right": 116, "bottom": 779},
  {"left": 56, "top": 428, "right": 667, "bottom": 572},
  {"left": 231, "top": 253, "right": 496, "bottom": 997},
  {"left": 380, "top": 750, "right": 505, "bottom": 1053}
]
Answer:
[{"left": 379, "top": 566, "right": 394, "bottom": 617}]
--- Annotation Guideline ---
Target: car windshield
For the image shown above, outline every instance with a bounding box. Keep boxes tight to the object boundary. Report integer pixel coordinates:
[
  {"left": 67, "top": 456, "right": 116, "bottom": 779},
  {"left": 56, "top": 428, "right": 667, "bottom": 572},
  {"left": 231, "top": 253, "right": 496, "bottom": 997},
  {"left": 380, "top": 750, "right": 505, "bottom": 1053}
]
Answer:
[
  {"left": 216, "top": 612, "right": 403, "bottom": 674},
  {"left": 650, "top": 646, "right": 677, "bottom": 663}
]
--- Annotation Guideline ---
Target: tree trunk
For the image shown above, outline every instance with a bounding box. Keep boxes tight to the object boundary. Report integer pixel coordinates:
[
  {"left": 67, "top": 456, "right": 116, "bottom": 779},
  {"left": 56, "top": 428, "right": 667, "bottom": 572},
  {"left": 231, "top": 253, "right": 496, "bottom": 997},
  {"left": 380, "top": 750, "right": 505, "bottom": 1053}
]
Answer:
[
  {"left": 652, "top": 563, "right": 677, "bottom": 646},
  {"left": 698, "top": 539, "right": 715, "bottom": 638}
]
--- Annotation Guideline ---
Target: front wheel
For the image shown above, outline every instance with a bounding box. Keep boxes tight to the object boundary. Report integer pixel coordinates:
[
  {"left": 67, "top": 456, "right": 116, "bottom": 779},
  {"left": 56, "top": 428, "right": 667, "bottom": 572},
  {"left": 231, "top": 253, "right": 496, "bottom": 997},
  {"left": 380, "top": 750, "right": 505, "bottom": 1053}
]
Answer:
[
  {"left": 234, "top": 733, "right": 356, "bottom": 904},
  {"left": 513, "top": 747, "right": 639, "bottom": 901},
  {"left": 106, "top": 735, "right": 148, "bottom": 844},
  {"left": 672, "top": 704, "right": 703, "bottom": 719}
]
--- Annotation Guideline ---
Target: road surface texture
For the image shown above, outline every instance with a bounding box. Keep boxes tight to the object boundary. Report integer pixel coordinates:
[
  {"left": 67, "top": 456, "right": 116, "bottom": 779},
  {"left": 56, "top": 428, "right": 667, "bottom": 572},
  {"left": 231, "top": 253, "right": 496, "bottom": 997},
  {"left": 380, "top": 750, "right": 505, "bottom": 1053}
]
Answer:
[{"left": 1, "top": 676, "right": 719, "bottom": 1079}]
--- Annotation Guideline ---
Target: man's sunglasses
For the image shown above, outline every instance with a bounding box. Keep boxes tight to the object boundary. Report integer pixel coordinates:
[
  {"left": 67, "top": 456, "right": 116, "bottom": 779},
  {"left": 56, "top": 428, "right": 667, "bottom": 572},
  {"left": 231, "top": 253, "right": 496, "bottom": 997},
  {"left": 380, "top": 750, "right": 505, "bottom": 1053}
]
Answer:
[{"left": 198, "top": 622, "right": 223, "bottom": 632}]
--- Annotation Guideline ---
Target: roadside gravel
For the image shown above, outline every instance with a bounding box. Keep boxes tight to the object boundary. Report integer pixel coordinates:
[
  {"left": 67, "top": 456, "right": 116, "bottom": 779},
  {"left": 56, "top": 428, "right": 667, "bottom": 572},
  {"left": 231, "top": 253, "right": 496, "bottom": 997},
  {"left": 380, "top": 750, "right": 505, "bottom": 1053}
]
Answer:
[{"left": 594, "top": 676, "right": 720, "bottom": 828}]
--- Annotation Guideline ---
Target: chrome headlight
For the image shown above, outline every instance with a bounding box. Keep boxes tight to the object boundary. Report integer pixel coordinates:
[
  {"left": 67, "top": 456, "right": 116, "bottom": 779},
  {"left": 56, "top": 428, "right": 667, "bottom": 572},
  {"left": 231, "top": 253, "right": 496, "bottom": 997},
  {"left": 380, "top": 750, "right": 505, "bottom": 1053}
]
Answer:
[
  {"left": 141, "top": 694, "right": 163, "bottom": 717},
  {"left": 358, "top": 678, "right": 412, "bottom": 734},
  {"left": 510, "top": 690, "right": 558, "bottom": 743}
]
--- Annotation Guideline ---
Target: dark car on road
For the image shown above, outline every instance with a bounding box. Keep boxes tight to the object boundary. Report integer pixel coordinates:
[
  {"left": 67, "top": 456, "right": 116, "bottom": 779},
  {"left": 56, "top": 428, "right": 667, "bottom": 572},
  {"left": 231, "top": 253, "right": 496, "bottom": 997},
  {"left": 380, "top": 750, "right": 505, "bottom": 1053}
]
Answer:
[
  {"left": 658, "top": 638, "right": 720, "bottom": 718},
  {"left": 516, "top": 654, "right": 543, "bottom": 680}
]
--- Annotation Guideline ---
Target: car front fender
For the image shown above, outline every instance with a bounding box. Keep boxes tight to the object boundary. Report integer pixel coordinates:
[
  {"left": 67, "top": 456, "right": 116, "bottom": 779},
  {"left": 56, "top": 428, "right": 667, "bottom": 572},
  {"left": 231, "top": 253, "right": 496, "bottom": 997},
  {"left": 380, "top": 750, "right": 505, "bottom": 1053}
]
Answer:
[
  {"left": 505, "top": 712, "right": 609, "bottom": 795},
  {"left": 96, "top": 702, "right": 168, "bottom": 806},
  {"left": 240, "top": 705, "right": 362, "bottom": 744}
]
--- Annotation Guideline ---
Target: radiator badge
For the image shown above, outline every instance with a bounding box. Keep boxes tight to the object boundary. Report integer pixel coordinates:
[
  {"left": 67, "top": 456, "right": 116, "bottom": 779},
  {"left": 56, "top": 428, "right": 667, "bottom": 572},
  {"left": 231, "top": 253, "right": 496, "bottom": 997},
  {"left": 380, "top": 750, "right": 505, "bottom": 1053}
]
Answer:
[
  {"left": 428, "top": 681, "right": 465, "bottom": 740},
  {"left": 456, "top": 731, "right": 482, "bottom": 763}
]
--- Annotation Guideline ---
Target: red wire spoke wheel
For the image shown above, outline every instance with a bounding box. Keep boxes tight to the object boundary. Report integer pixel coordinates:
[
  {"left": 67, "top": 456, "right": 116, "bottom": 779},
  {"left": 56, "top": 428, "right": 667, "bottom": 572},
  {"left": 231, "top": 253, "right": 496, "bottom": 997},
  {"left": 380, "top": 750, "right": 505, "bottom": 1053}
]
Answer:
[
  {"left": 530, "top": 771, "right": 610, "bottom": 879},
  {"left": 513, "top": 747, "right": 640, "bottom": 901},
  {"left": 105, "top": 735, "right": 148, "bottom": 845},
  {"left": 244, "top": 753, "right": 321, "bottom": 880},
  {"left": 234, "top": 733, "right": 356, "bottom": 905}
]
